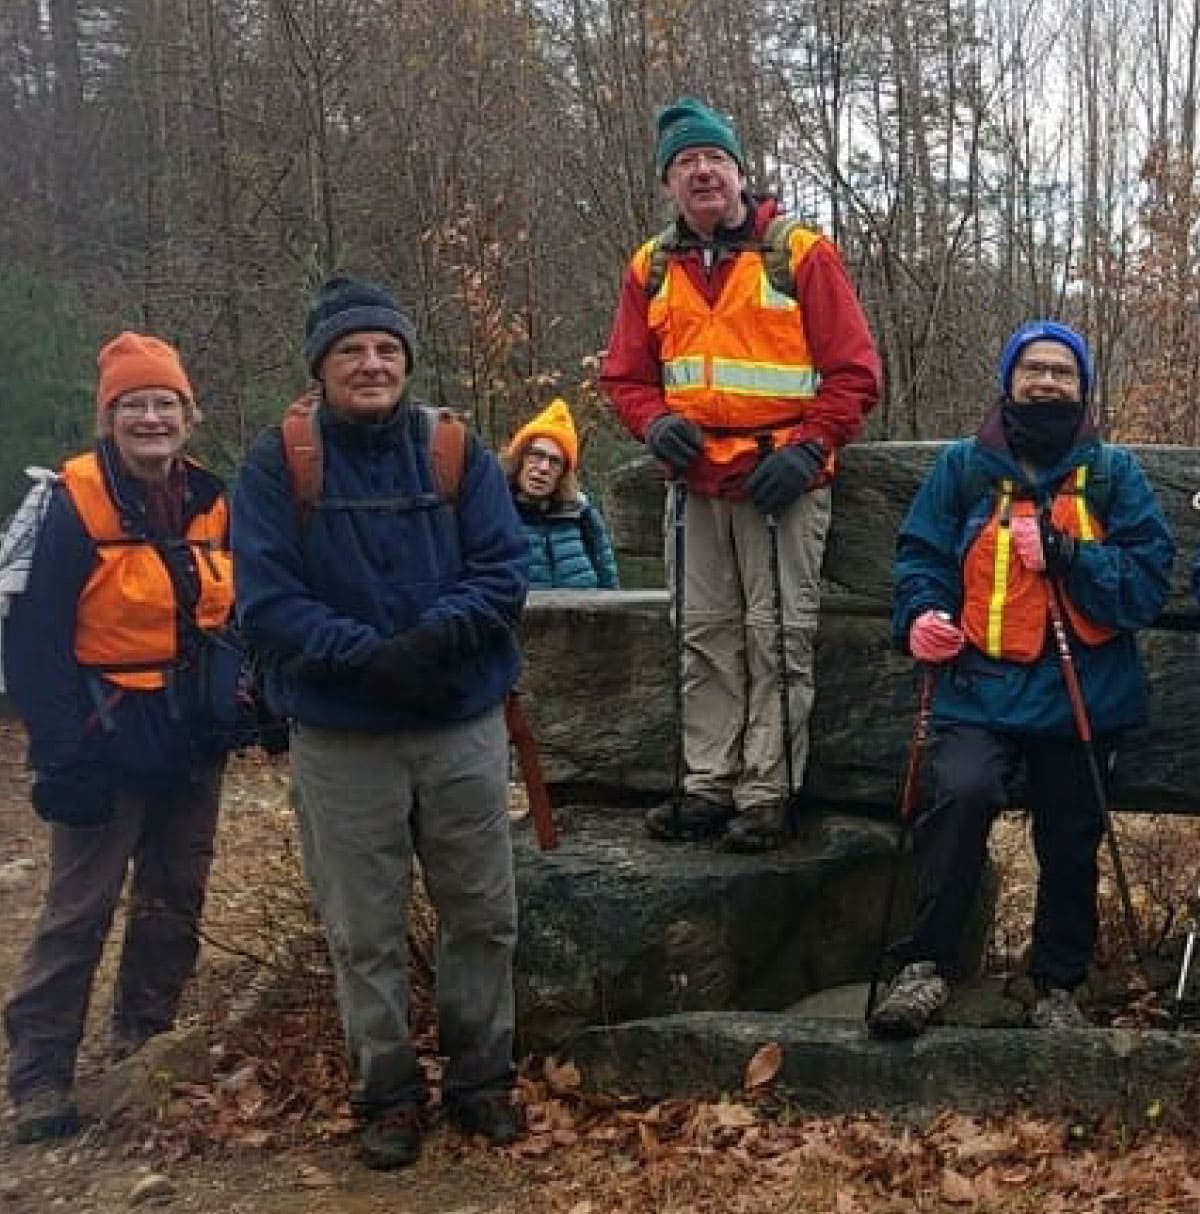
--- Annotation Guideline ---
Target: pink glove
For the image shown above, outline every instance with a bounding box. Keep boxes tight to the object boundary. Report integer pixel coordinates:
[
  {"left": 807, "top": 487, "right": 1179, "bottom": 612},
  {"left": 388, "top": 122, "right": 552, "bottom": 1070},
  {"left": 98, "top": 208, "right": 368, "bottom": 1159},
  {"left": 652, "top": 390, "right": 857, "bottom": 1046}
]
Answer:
[
  {"left": 1009, "top": 515, "right": 1045, "bottom": 571},
  {"left": 909, "top": 610, "right": 965, "bottom": 663}
]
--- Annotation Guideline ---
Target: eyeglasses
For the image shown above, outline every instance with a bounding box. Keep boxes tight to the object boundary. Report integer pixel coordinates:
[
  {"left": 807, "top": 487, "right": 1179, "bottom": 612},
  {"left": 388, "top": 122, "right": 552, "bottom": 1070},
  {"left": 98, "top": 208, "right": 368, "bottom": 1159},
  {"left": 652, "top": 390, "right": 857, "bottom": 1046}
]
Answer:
[
  {"left": 113, "top": 397, "right": 185, "bottom": 419},
  {"left": 524, "top": 447, "right": 565, "bottom": 471},
  {"left": 1015, "top": 360, "right": 1079, "bottom": 384},
  {"left": 671, "top": 149, "right": 736, "bottom": 173}
]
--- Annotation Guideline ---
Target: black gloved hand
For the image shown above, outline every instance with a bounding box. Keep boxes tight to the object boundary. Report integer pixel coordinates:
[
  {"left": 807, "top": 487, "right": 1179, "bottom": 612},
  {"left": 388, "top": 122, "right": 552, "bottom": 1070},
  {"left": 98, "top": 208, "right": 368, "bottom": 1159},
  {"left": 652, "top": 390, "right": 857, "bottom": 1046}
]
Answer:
[
  {"left": 646, "top": 414, "right": 704, "bottom": 472},
  {"left": 358, "top": 623, "right": 461, "bottom": 713},
  {"left": 745, "top": 440, "right": 826, "bottom": 516},
  {"left": 31, "top": 763, "right": 116, "bottom": 828},
  {"left": 1038, "top": 513, "right": 1078, "bottom": 577}
]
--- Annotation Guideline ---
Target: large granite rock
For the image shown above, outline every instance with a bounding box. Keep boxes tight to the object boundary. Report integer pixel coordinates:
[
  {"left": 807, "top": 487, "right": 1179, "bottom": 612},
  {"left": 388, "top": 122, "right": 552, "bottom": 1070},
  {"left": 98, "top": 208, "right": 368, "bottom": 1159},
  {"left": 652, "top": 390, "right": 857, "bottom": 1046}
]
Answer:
[
  {"left": 511, "top": 808, "right": 995, "bottom": 1050},
  {"left": 521, "top": 593, "right": 1200, "bottom": 812},
  {"left": 565, "top": 1013, "right": 1200, "bottom": 1123}
]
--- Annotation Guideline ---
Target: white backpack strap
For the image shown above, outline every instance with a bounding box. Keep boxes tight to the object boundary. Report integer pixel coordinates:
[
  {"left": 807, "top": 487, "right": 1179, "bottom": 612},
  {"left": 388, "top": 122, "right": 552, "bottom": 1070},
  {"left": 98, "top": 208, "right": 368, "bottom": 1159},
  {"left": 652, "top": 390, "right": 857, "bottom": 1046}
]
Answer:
[{"left": 0, "top": 468, "right": 61, "bottom": 693}]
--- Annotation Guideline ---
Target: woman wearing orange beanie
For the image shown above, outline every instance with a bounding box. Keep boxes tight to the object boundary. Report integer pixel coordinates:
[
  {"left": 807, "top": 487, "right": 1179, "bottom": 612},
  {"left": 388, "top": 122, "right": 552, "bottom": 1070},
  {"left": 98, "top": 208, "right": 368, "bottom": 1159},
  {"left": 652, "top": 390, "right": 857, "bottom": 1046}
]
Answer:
[
  {"left": 501, "top": 398, "right": 619, "bottom": 589},
  {"left": 3, "top": 331, "right": 238, "bottom": 1143}
]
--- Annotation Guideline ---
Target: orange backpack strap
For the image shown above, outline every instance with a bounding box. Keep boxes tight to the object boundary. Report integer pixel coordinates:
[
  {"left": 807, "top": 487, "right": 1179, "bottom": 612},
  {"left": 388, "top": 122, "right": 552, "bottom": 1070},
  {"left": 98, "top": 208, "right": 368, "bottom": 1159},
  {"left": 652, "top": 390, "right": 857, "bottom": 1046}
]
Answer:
[
  {"left": 280, "top": 390, "right": 323, "bottom": 516},
  {"left": 428, "top": 407, "right": 467, "bottom": 503}
]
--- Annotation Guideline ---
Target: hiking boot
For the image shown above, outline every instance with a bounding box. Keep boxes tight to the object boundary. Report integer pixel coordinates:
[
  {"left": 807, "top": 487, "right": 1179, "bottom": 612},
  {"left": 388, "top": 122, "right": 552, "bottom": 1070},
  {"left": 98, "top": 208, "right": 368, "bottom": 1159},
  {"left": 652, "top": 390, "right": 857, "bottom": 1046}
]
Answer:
[
  {"left": 722, "top": 801, "right": 789, "bottom": 853},
  {"left": 447, "top": 1092, "right": 526, "bottom": 1146},
  {"left": 359, "top": 1104, "right": 423, "bottom": 1170},
  {"left": 645, "top": 795, "right": 734, "bottom": 842},
  {"left": 867, "top": 961, "right": 949, "bottom": 1040},
  {"left": 1031, "top": 987, "right": 1087, "bottom": 1031},
  {"left": 13, "top": 1087, "right": 81, "bottom": 1144}
]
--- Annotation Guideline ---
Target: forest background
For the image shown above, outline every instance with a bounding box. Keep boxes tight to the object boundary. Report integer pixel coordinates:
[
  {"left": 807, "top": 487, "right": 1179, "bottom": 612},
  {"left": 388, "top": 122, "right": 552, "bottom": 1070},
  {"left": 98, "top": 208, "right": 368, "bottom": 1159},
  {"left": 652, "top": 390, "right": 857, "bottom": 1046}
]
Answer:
[{"left": 3, "top": 0, "right": 1200, "bottom": 518}]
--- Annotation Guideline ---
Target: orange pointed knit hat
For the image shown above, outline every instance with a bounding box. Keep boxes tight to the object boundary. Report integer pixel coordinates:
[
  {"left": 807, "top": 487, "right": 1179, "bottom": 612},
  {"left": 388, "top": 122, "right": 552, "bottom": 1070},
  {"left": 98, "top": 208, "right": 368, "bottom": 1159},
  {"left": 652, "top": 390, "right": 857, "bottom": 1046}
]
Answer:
[{"left": 507, "top": 398, "right": 579, "bottom": 470}]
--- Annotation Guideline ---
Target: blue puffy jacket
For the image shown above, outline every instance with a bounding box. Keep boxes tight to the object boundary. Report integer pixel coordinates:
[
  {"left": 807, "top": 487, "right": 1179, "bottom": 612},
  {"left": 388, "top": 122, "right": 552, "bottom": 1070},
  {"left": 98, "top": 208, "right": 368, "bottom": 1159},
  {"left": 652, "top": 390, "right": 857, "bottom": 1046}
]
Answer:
[
  {"left": 4, "top": 441, "right": 237, "bottom": 781},
  {"left": 517, "top": 493, "right": 619, "bottom": 590},
  {"left": 232, "top": 399, "right": 528, "bottom": 732},
  {"left": 893, "top": 408, "right": 1173, "bottom": 736}
]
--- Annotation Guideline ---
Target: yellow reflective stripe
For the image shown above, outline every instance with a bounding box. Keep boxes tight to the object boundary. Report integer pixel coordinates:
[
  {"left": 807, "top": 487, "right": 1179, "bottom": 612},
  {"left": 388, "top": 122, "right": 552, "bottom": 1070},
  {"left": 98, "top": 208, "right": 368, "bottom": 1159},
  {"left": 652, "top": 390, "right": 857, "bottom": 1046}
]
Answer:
[
  {"left": 662, "top": 356, "right": 705, "bottom": 390},
  {"left": 710, "top": 359, "right": 818, "bottom": 397},
  {"left": 986, "top": 482, "right": 1014, "bottom": 658},
  {"left": 759, "top": 271, "right": 796, "bottom": 311},
  {"left": 1074, "top": 466, "right": 1094, "bottom": 539}
]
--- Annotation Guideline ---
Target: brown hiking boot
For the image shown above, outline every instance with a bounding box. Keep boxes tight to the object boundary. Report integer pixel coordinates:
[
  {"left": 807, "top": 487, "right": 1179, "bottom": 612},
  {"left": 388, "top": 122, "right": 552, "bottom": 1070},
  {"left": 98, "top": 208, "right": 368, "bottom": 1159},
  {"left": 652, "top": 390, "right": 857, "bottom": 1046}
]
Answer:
[
  {"left": 359, "top": 1104, "right": 423, "bottom": 1170},
  {"left": 1031, "top": 987, "right": 1088, "bottom": 1030},
  {"left": 867, "top": 961, "right": 949, "bottom": 1040},
  {"left": 447, "top": 1092, "right": 526, "bottom": 1146},
  {"left": 13, "top": 1087, "right": 81, "bottom": 1144},
  {"left": 645, "top": 795, "right": 734, "bottom": 842},
  {"left": 722, "top": 801, "right": 789, "bottom": 852}
]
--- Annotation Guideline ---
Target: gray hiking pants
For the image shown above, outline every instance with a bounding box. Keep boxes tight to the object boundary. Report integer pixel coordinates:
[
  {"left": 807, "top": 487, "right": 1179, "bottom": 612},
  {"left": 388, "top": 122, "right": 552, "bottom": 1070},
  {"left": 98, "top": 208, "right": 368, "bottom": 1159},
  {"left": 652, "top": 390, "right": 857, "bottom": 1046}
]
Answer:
[
  {"left": 290, "top": 705, "right": 516, "bottom": 1117},
  {"left": 5, "top": 760, "right": 224, "bottom": 1101},
  {"left": 665, "top": 487, "right": 830, "bottom": 811}
]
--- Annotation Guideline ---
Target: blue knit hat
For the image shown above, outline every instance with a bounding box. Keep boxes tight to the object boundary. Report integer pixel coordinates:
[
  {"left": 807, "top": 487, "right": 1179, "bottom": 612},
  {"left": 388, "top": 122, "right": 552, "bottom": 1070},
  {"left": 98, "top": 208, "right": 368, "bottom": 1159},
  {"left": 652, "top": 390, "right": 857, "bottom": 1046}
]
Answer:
[
  {"left": 654, "top": 97, "right": 746, "bottom": 180},
  {"left": 303, "top": 275, "right": 418, "bottom": 376},
  {"left": 998, "top": 320, "right": 1090, "bottom": 399}
]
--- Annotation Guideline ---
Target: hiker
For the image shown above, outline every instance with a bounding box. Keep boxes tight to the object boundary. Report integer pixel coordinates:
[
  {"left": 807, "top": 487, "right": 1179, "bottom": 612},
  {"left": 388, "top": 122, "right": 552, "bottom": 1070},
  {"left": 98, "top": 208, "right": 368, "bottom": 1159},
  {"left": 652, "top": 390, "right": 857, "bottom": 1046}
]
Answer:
[
  {"left": 501, "top": 397, "right": 620, "bottom": 590},
  {"left": 4, "top": 333, "right": 237, "bottom": 1143},
  {"left": 231, "top": 275, "right": 529, "bottom": 1169},
  {"left": 869, "top": 320, "right": 1173, "bottom": 1040},
  {"left": 601, "top": 96, "right": 880, "bottom": 851}
]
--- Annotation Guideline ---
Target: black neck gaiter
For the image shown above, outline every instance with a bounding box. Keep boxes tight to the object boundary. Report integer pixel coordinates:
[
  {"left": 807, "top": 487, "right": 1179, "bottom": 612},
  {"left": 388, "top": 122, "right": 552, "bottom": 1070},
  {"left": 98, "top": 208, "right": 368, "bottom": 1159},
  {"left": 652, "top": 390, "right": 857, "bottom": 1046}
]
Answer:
[{"left": 1001, "top": 400, "right": 1086, "bottom": 467}]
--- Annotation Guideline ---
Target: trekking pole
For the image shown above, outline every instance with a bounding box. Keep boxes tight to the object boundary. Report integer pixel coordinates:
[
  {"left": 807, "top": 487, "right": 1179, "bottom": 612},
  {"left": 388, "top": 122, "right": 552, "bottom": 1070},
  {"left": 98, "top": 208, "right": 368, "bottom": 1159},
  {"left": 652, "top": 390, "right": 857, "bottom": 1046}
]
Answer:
[
  {"left": 755, "top": 435, "right": 796, "bottom": 830},
  {"left": 504, "top": 691, "right": 559, "bottom": 851},
  {"left": 1173, "top": 884, "right": 1200, "bottom": 1027},
  {"left": 670, "top": 477, "right": 688, "bottom": 836},
  {"left": 1045, "top": 577, "right": 1144, "bottom": 965},
  {"left": 865, "top": 664, "right": 936, "bottom": 1020}
]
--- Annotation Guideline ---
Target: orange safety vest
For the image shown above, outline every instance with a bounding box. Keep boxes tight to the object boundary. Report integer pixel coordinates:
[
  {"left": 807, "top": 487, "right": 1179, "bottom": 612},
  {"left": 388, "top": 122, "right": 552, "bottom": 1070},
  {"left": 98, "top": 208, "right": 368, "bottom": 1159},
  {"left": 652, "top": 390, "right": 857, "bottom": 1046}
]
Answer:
[
  {"left": 632, "top": 227, "right": 827, "bottom": 465},
  {"left": 61, "top": 452, "right": 234, "bottom": 690},
  {"left": 961, "top": 466, "right": 1116, "bottom": 662}
]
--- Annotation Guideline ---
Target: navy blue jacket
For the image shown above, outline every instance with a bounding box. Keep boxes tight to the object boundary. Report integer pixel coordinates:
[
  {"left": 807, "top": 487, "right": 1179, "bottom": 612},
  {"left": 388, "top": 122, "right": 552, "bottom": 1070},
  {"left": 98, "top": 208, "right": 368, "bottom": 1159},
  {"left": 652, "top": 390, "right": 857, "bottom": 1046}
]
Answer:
[
  {"left": 893, "top": 408, "right": 1173, "bottom": 735},
  {"left": 232, "top": 400, "right": 528, "bottom": 731},
  {"left": 517, "top": 493, "right": 619, "bottom": 590},
  {"left": 4, "top": 441, "right": 235, "bottom": 780}
]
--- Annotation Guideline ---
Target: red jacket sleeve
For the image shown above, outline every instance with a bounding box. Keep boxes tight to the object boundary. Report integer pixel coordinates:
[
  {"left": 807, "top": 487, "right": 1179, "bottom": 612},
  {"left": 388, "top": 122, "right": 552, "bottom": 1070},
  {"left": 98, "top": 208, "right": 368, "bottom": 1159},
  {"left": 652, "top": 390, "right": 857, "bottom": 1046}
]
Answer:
[
  {"left": 599, "top": 262, "right": 668, "bottom": 442},
  {"left": 782, "top": 238, "right": 881, "bottom": 453}
]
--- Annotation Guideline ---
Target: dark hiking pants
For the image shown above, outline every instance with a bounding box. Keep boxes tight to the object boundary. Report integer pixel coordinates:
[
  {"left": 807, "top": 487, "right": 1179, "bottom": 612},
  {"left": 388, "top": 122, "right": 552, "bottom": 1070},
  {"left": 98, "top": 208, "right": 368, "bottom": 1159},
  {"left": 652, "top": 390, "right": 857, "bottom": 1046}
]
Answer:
[
  {"left": 907, "top": 725, "right": 1108, "bottom": 990},
  {"left": 5, "top": 759, "right": 224, "bottom": 1101}
]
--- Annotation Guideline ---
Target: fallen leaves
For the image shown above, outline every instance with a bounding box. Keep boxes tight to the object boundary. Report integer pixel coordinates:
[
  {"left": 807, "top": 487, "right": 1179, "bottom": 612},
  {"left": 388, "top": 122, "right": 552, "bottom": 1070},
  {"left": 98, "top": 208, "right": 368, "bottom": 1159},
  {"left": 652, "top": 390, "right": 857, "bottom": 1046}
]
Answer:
[{"left": 743, "top": 1041, "right": 782, "bottom": 1090}]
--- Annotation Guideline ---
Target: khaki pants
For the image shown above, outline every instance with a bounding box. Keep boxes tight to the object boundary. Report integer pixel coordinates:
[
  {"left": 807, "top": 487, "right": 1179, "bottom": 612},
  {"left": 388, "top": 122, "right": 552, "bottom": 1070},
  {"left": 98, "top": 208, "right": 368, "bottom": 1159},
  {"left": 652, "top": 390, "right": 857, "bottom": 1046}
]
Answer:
[
  {"left": 665, "top": 488, "right": 831, "bottom": 811},
  {"left": 290, "top": 706, "right": 516, "bottom": 1117}
]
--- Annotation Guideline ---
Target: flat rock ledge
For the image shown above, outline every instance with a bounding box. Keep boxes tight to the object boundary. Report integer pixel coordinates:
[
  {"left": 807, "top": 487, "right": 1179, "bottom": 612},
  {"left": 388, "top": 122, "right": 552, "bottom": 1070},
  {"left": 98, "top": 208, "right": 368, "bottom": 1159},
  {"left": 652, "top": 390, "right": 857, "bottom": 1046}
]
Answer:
[
  {"left": 565, "top": 1012, "right": 1200, "bottom": 1125},
  {"left": 512, "top": 809, "right": 995, "bottom": 1050}
]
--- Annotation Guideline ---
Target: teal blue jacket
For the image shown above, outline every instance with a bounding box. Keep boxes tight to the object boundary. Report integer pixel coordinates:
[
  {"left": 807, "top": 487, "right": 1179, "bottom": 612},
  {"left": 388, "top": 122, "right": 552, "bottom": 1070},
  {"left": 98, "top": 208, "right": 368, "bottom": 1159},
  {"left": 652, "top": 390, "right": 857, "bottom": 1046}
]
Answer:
[
  {"left": 893, "top": 407, "right": 1173, "bottom": 736},
  {"left": 516, "top": 493, "right": 619, "bottom": 590}
]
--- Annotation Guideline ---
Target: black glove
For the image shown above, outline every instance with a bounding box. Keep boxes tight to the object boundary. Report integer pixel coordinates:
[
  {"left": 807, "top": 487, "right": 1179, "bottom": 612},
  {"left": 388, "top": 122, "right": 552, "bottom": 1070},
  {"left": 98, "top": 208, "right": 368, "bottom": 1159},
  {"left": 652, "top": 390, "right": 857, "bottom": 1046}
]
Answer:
[
  {"left": 745, "top": 441, "right": 826, "bottom": 516},
  {"left": 1038, "top": 513, "right": 1078, "bottom": 577},
  {"left": 646, "top": 414, "right": 704, "bottom": 472},
  {"left": 31, "top": 763, "right": 116, "bottom": 828},
  {"left": 357, "top": 623, "right": 461, "bottom": 713}
]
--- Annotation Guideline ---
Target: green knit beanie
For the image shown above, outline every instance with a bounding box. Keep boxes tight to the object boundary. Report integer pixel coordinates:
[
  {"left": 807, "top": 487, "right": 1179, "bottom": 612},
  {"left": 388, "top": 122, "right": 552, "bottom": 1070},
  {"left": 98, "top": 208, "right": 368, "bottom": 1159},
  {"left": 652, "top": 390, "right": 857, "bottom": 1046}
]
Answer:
[{"left": 654, "top": 97, "right": 746, "bottom": 180}]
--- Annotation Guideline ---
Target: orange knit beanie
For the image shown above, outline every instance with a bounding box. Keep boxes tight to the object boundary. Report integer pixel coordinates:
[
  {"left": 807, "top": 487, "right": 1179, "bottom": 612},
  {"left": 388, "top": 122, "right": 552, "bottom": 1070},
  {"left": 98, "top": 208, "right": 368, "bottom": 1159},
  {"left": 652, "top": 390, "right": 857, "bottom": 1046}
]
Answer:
[
  {"left": 507, "top": 398, "right": 579, "bottom": 470},
  {"left": 96, "top": 332, "right": 194, "bottom": 416}
]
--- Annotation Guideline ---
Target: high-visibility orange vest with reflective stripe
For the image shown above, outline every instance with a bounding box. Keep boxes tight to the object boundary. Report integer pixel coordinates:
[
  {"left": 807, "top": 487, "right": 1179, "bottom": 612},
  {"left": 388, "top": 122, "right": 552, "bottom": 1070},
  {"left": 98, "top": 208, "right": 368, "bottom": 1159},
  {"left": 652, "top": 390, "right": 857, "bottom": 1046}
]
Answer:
[
  {"left": 632, "top": 228, "right": 826, "bottom": 464},
  {"left": 61, "top": 452, "right": 234, "bottom": 690},
  {"left": 961, "top": 466, "right": 1116, "bottom": 662}
]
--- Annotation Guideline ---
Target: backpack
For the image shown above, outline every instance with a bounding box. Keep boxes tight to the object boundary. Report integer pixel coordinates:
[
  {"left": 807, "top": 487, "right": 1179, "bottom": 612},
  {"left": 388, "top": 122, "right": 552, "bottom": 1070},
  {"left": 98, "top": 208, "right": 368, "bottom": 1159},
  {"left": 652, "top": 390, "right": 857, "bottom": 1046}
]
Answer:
[
  {"left": 0, "top": 467, "right": 61, "bottom": 694},
  {"left": 642, "top": 214, "right": 810, "bottom": 301},
  {"left": 957, "top": 439, "right": 1116, "bottom": 523},
  {"left": 280, "top": 391, "right": 467, "bottom": 518}
]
